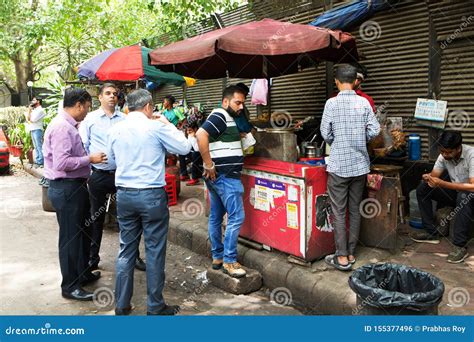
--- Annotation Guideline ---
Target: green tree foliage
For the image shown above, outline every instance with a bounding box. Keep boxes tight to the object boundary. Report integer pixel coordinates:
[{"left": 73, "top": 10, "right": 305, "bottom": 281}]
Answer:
[{"left": 0, "top": 0, "right": 240, "bottom": 91}]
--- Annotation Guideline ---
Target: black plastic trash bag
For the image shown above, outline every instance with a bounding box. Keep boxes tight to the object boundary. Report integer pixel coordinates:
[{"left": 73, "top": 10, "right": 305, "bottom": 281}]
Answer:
[{"left": 349, "top": 263, "right": 444, "bottom": 315}]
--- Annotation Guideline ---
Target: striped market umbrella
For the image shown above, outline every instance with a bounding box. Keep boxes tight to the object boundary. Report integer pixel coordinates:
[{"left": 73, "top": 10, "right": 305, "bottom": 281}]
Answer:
[{"left": 78, "top": 45, "right": 195, "bottom": 87}]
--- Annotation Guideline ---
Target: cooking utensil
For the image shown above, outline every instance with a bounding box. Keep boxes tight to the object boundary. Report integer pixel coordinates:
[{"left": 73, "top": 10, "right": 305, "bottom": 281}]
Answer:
[{"left": 302, "top": 141, "right": 324, "bottom": 158}]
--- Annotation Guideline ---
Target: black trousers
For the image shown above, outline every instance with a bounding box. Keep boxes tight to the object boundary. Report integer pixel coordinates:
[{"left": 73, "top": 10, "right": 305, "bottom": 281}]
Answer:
[
  {"left": 48, "top": 179, "right": 91, "bottom": 292},
  {"left": 179, "top": 153, "right": 191, "bottom": 176},
  {"left": 179, "top": 151, "right": 202, "bottom": 179},
  {"left": 191, "top": 151, "right": 203, "bottom": 180},
  {"left": 416, "top": 181, "right": 474, "bottom": 247},
  {"left": 87, "top": 170, "right": 116, "bottom": 266}
]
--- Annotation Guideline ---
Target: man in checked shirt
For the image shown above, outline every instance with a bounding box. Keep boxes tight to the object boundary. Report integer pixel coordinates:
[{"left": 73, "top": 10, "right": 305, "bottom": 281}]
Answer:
[{"left": 321, "top": 64, "right": 381, "bottom": 271}]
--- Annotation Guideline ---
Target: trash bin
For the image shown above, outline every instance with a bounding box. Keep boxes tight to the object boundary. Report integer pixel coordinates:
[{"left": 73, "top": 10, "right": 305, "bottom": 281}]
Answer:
[
  {"left": 349, "top": 263, "right": 444, "bottom": 315},
  {"left": 39, "top": 177, "right": 55, "bottom": 212}
]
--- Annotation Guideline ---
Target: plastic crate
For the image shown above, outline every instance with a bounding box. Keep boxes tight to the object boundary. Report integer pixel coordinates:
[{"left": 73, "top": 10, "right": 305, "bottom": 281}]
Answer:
[{"left": 165, "top": 173, "right": 177, "bottom": 206}]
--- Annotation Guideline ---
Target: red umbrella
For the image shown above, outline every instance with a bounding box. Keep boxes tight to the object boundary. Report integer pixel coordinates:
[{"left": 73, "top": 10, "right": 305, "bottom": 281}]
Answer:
[
  {"left": 78, "top": 45, "right": 193, "bottom": 86},
  {"left": 149, "top": 18, "right": 358, "bottom": 79}
]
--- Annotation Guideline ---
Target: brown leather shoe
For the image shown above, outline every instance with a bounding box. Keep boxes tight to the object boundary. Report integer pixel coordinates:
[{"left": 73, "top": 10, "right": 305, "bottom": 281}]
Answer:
[{"left": 223, "top": 262, "right": 246, "bottom": 278}]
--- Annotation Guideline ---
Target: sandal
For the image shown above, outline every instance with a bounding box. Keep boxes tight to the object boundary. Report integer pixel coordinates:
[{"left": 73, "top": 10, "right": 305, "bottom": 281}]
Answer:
[
  {"left": 348, "top": 256, "right": 356, "bottom": 265},
  {"left": 325, "top": 254, "right": 352, "bottom": 271}
]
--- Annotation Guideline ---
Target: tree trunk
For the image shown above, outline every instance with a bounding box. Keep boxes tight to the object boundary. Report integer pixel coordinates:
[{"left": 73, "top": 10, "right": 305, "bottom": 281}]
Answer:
[
  {"left": 13, "top": 56, "right": 27, "bottom": 92},
  {"left": 12, "top": 52, "right": 34, "bottom": 92},
  {"left": 11, "top": 0, "right": 38, "bottom": 92}
]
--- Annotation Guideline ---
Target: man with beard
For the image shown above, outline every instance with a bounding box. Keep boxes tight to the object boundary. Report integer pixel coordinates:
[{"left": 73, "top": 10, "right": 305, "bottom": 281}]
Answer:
[
  {"left": 412, "top": 131, "right": 473, "bottom": 264},
  {"left": 196, "top": 85, "right": 246, "bottom": 278}
]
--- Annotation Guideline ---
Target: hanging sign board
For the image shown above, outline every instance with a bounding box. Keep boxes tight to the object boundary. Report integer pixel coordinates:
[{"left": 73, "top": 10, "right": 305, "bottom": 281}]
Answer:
[{"left": 414, "top": 98, "right": 447, "bottom": 122}]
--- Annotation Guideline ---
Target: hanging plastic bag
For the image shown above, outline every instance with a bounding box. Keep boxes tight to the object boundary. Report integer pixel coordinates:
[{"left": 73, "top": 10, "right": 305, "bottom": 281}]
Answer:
[{"left": 251, "top": 79, "right": 268, "bottom": 106}]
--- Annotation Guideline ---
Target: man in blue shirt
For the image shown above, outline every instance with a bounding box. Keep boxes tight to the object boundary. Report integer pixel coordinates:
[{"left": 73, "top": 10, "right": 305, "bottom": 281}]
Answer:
[
  {"left": 108, "top": 89, "right": 191, "bottom": 315},
  {"left": 80, "top": 83, "right": 146, "bottom": 272},
  {"left": 321, "top": 64, "right": 380, "bottom": 271}
]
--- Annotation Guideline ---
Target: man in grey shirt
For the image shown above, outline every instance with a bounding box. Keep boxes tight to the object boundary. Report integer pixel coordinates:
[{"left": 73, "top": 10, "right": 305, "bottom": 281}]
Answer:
[{"left": 412, "top": 131, "right": 474, "bottom": 263}]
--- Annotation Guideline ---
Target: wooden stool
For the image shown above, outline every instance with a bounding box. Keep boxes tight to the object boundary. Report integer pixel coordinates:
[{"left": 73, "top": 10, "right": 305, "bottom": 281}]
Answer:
[
  {"left": 370, "top": 164, "right": 403, "bottom": 179},
  {"left": 370, "top": 164, "right": 405, "bottom": 224}
]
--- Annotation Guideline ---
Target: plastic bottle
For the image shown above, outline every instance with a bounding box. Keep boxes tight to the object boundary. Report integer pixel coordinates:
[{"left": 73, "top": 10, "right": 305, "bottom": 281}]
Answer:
[{"left": 408, "top": 134, "right": 421, "bottom": 160}]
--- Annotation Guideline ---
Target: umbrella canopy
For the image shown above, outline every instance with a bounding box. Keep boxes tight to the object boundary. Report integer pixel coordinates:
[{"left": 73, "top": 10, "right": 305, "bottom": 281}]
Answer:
[
  {"left": 78, "top": 45, "right": 194, "bottom": 87},
  {"left": 149, "top": 18, "right": 358, "bottom": 79},
  {"left": 310, "top": 0, "right": 396, "bottom": 31}
]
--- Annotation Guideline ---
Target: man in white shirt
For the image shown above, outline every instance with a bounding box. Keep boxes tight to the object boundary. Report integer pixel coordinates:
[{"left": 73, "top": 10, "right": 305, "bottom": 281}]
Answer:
[
  {"left": 27, "top": 97, "right": 46, "bottom": 166},
  {"left": 80, "top": 83, "right": 146, "bottom": 272},
  {"left": 107, "top": 89, "right": 191, "bottom": 315}
]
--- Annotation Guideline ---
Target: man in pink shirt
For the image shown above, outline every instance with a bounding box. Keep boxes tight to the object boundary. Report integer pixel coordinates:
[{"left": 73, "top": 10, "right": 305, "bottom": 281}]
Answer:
[{"left": 43, "top": 87, "right": 107, "bottom": 301}]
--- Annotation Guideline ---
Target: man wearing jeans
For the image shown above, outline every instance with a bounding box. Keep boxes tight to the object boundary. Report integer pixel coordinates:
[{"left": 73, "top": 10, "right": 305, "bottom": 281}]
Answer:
[
  {"left": 196, "top": 85, "right": 247, "bottom": 278},
  {"left": 27, "top": 97, "right": 46, "bottom": 167},
  {"left": 107, "top": 89, "right": 191, "bottom": 315},
  {"left": 321, "top": 64, "right": 380, "bottom": 271},
  {"left": 412, "top": 131, "right": 473, "bottom": 263}
]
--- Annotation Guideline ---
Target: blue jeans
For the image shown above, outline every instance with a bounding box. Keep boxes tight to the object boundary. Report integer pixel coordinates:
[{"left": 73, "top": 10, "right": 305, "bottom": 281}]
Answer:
[
  {"left": 115, "top": 187, "right": 169, "bottom": 313},
  {"left": 205, "top": 175, "right": 244, "bottom": 263},
  {"left": 30, "top": 129, "right": 44, "bottom": 165}
]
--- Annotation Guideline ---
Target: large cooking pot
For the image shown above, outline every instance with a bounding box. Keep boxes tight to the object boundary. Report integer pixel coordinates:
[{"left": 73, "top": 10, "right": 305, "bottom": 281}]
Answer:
[{"left": 253, "top": 128, "right": 298, "bottom": 162}]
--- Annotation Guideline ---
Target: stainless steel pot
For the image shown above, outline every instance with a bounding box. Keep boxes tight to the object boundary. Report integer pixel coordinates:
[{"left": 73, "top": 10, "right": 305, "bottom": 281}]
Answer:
[
  {"left": 253, "top": 128, "right": 298, "bottom": 162},
  {"left": 302, "top": 142, "right": 324, "bottom": 158}
]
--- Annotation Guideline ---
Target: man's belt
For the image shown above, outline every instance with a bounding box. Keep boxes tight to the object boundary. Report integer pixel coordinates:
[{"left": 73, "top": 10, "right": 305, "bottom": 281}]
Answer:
[
  {"left": 117, "top": 186, "right": 164, "bottom": 191},
  {"left": 51, "top": 178, "right": 87, "bottom": 183},
  {"left": 92, "top": 166, "right": 115, "bottom": 174}
]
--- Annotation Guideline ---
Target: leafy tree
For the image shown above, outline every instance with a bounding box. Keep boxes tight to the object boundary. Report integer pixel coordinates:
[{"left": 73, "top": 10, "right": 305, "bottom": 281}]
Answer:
[
  {"left": 0, "top": 0, "right": 46, "bottom": 91},
  {"left": 0, "top": 0, "right": 240, "bottom": 92}
]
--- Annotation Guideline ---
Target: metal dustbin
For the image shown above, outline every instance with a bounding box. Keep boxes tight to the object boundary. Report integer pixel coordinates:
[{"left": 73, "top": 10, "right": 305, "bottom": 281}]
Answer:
[
  {"left": 40, "top": 177, "right": 55, "bottom": 212},
  {"left": 349, "top": 263, "right": 444, "bottom": 315}
]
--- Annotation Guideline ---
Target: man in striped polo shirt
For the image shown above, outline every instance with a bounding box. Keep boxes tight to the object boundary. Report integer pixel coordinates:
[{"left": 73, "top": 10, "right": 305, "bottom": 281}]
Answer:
[{"left": 196, "top": 85, "right": 246, "bottom": 278}]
